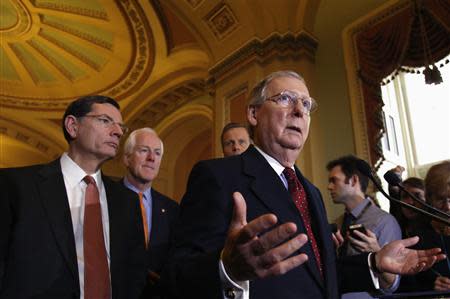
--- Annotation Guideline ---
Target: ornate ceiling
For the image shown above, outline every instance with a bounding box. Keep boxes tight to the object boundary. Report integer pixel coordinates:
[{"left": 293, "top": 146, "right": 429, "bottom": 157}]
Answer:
[
  {"left": 1, "top": 0, "right": 153, "bottom": 108},
  {"left": 0, "top": 0, "right": 319, "bottom": 168}
]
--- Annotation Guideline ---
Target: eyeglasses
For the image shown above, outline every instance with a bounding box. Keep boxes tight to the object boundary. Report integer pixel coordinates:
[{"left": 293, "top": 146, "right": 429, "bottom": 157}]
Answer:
[
  {"left": 265, "top": 90, "right": 318, "bottom": 115},
  {"left": 81, "top": 114, "right": 129, "bottom": 134}
]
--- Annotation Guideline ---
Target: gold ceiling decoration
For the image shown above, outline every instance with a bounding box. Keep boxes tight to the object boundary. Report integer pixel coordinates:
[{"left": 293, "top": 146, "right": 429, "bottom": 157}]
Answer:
[{"left": 0, "top": 0, "right": 155, "bottom": 110}]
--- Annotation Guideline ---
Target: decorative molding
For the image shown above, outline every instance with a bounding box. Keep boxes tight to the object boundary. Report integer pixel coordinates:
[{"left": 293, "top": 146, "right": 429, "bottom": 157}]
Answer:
[
  {"left": 0, "top": 95, "right": 71, "bottom": 109},
  {"left": 208, "top": 31, "right": 318, "bottom": 85},
  {"left": 28, "top": 39, "right": 78, "bottom": 81},
  {"left": 129, "top": 80, "right": 206, "bottom": 129},
  {"left": 31, "top": 0, "right": 108, "bottom": 20},
  {"left": 9, "top": 43, "right": 44, "bottom": 85},
  {"left": 41, "top": 16, "right": 113, "bottom": 50},
  {"left": 0, "top": 118, "right": 64, "bottom": 157},
  {"left": 38, "top": 29, "right": 103, "bottom": 70},
  {"left": 0, "top": 0, "right": 31, "bottom": 38},
  {"left": 150, "top": 0, "right": 174, "bottom": 53},
  {"left": 185, "top": 0, "right": 203, "bottom": 9},
  {"left": 104, "top": 0, "right": 155, "bottom": 99},
  {"left": 204, "top": 2, "right": 239, "bottom": 40},
  {"left": 0, "top": 0, "right": 155, "bottom": 110}
]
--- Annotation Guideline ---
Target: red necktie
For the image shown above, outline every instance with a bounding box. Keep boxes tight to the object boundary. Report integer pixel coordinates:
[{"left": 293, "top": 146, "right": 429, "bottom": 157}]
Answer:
[
  {"left": 83, "top": 175, "right": 111, "bottom": 299},
  {"left": 283, "top": 168, "right": 323, "bottom": 277}
]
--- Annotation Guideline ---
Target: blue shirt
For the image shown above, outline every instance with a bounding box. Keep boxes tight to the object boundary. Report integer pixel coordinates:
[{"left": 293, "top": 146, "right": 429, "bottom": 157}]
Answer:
[
  {"left": 123, "top": 177, "right": 153, "bottom": 239},
  {"left": 342, "top": 197, "right": 402, "bottom": 299}
]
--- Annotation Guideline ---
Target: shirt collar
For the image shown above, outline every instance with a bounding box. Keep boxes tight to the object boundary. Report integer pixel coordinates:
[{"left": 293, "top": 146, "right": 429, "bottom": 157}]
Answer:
[
  {"left": 254, "top": 146, "right": 295, "bottom": 177},
  {"left": 349, "top": 197, "right": 371, "bottom": 218},
  {"left": 123, "top": 176, "right": 152, "bottom": 200},
  {"left": 60, "top": 152, "right": 102, "bottom": 187}
]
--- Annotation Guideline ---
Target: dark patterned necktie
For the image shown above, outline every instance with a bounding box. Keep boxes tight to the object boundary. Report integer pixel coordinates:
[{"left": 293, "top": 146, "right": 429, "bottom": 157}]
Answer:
[
  {"left": 283, "top": 168, "right": 323, "bottom": 277},
  {"left": 83, "top": 175, "right": 111, "bottom": 299},
  {"left": 339, "top": 212, "right": 354, "bottom": 258}
]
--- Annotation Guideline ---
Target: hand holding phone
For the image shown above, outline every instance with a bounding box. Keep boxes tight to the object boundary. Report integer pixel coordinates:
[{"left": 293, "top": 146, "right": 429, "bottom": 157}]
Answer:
[
  {"left": 348, "top": 224, "right": 367, "bottom": 239},
  {"left": 348, "top": 226, "right": 381, "bottom": 252}
]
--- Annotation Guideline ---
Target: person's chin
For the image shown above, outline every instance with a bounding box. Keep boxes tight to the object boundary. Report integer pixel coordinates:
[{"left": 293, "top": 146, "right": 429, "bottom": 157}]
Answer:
[
  {"left": 280, "top": 139, "right": 303, "bottom": 150},
  {"left": 101, "top": 148, "right": 117, "bottom": 159}
]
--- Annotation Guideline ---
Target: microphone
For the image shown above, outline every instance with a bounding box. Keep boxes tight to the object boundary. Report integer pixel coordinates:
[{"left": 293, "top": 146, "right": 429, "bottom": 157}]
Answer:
[
  {"left": 384, "top": 170, "right": 450, "bottom": 219},
  {"left": 355, "top": 159, "right": 450, "bottom": 226}
]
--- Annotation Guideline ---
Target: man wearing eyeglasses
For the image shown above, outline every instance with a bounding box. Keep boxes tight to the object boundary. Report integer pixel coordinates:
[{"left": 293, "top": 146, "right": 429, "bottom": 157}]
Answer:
[
  {"left": 0, "top": 95, "right": 146, "bottom": 299},
  {"left": 164, "top": 71, "right": 445, "bottom": 299}
]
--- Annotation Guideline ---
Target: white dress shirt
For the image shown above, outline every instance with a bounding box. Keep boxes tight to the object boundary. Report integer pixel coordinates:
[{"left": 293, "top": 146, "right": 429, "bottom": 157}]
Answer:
[{"left": 60, "top": 153, "right": 111, "bottom": 299}]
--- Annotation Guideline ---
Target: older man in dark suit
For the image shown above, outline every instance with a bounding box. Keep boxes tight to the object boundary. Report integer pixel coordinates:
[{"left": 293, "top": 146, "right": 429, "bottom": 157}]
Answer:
[
  {"left": 122, "top": 128, "right": 179, "bottom": 298},
  {"left": 164, "top": 71, "right": 444, "bottom": 299},
  {"left": 0, "top": 95, "right": 146, "bottom": 299}
]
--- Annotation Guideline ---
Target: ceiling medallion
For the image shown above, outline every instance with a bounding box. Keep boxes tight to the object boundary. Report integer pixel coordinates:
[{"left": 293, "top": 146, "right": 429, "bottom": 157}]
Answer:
[{"left": 0, "top": 0, "right": 154, "bottom": 110}]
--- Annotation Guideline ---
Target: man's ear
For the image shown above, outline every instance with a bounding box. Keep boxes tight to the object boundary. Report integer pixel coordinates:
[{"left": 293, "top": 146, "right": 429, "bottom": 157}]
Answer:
[
  {"left": 247, "top": 106, "right": 258, "bottom": 126},
  {"left": 64, "top": 115, "right": 79, "bottom": 139},
  {"left": 350, "top": 174, "right": 360, "bottom": 187},
  {"left": 122, "top": 153, "right": 130, "bottom": 167}
]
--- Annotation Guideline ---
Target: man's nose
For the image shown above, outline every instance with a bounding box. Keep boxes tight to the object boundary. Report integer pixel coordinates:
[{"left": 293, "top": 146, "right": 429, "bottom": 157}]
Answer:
[
  {"left": 111, "top": 124, "right": 123, "bottom": 138},
  {"left": 291, "top": 102, "right": 306, "bottom": 117},
  {"left": 146, "top": 151, "right": 155, "bottom": 160}
]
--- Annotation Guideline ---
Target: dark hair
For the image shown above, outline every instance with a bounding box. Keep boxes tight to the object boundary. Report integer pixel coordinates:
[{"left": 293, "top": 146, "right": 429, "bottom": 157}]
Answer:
[
  {"left": 402, "top": 177, "right": 424, "bottom": 190},
  {"left": 400, "top": 177, "right": 424, "bottom": 199},
  {"left": 326, "top": 155, "right": 369, "bottom": 192},
  {"left": 62, "top": 95, "right": 120, "bottom": 142},
  {"left": 425, "top": 160, "right": 450, "bottom": 205},
  {"left": 220, "top": 122, "right": 251, "bottom": 147}
]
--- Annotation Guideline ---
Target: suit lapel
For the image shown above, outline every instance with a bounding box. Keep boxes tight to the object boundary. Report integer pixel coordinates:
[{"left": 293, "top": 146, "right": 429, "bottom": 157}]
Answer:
[
  {"left": 36, "top": 159, "right": 79, "bottom": 283},
  {"left": 149, "top": 190, "right": 164, "bottom": 245},
  {"left": 241, "top": 147, "right": 324, "bottom": 290},
  {"left": 104, "top": 176, "right": 120, "bottom": 266},
  {"left": 242, "top": 147, "right": 300, "bottom": 225}
]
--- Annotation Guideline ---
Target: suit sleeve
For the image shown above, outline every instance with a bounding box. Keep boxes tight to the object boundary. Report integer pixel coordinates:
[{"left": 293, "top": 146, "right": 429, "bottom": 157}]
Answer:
[
  {"left": 0, "top": 170, "right": 12, "bottom": 289},
  {"left": 338, "top": 253, "right": 376, "bottom": 293},
  {"left": 162, "top": 161, "right": 232, "bottom": 299}
]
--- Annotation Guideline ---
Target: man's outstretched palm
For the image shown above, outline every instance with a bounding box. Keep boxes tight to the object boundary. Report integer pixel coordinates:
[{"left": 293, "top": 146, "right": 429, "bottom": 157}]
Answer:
[{"left": 377, "top": 237, "right": 446, "bottom": 275}]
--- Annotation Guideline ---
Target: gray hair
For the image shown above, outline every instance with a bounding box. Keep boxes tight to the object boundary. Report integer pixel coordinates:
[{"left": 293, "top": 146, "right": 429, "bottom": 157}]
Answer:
[
  {"left": 123, "top": 127, "right": 164, "bottom": 155},
  {"left": 248, "top": 70, "right": 305, "bottom": 106}
]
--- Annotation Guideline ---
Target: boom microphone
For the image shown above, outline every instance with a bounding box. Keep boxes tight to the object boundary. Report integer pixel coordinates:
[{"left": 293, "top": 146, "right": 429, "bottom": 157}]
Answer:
[
  {"left": 384, "top": 170, "right": 450, "bottom": 218},
  {"left": 355, "top": 159, "right": 450, "bottom": 226}
]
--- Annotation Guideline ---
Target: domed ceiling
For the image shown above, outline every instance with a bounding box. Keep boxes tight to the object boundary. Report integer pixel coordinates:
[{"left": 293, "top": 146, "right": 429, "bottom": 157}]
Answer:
[
  {"left": 1, "top": 0, "right": 154, "bottom": 109},
  {"left": 0, "top": 0, "right": 319, "bottom": 169}
]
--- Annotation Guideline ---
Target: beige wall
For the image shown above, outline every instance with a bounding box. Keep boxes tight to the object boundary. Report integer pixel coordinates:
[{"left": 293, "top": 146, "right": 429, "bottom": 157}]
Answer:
[{"left": 313, "top": 0, "right": 389, "bottom": 221}]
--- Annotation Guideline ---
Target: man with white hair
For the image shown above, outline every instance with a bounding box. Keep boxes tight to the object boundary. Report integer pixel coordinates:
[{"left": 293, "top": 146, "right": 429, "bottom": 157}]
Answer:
[{"left": 122, "top": 128, "right": 179, "bottom": 299}]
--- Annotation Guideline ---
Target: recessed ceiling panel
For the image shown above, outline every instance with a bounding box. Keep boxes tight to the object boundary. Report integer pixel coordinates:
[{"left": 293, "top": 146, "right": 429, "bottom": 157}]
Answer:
[{"left": 0, "top": 0, "right": 155, "bottom": 110}]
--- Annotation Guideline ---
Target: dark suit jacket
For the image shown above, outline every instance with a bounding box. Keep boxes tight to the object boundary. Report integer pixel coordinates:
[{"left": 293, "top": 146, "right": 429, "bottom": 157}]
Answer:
[
  {"left": 147, "top": 189, "right": 179, "bottom": 275},
  {"left": 121, "top": 182, "right": 179, "bottom": 299},
  {"left": 0, "top": 159, "right": 146, "bottom": 299},
  {"left": 164, "top": 146, "right": 374, "bottom": 299}
]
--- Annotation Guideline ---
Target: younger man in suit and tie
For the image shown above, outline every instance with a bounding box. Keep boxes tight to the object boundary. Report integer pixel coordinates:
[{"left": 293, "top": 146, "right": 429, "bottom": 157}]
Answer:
[
  {"left": 122, "top": 128, "right": 179, "bottom": 298},
  {"left": 0, "top": 95, "right": 146, "bottom": 299},
  {"left": 164, "top": 70, "right": 445, "bottom": 299}
]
